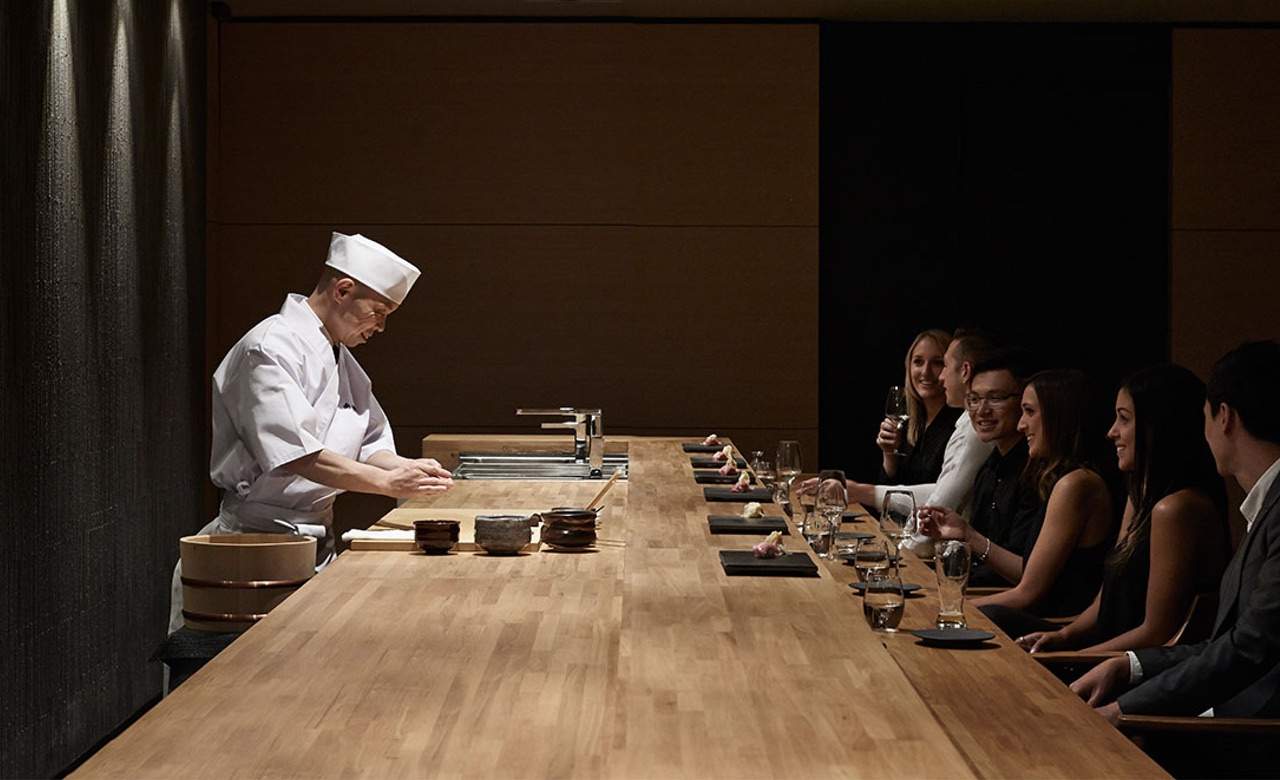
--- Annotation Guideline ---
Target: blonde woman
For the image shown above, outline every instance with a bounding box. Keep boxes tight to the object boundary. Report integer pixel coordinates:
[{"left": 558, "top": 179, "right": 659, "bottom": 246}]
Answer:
[{"left": 878, "top": 329, "right": 959, "bottom": 484}]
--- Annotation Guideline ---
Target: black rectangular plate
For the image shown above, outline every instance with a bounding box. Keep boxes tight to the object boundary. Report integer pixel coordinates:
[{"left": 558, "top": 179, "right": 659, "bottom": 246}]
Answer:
[
  {"left": 683, "top": 443, "right": 728, "bottom": 453},
  {"left": 719, "top": 550, "right": 819, "bottom": 577},
  {"left": 690, "top": 456, "right": 747, "bottom": 469},
  {"left": 694, "top": 471, "right": 756, "bottom": 485},
  {"left": 704, "top": 487, "right": 775, "bottom": 503},
  {"left": 708, "top": 515, "right": 789, "bottom": 534}
]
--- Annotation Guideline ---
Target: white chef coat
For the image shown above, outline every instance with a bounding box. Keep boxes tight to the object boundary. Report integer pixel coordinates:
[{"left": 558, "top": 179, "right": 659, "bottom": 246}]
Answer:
[
  {"left": 168, "top": 294, "right": 397, "bottom": 634},
  {"left": 208, "top": 292, "right": 397, "bottom": 534}
]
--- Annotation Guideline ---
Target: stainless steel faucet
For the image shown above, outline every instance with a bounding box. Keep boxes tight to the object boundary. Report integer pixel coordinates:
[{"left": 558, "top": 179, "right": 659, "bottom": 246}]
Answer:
[{"left": 515, "top": 407, "right": 605, "bottom": 473}]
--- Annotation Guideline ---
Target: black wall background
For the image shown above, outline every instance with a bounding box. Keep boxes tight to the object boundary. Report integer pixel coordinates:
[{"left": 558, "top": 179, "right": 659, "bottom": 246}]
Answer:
[
  {"left": 820, "top": 24, "right": 1171, "bottom": 481},
  {"left": 0, "top": 1, "right": 205, "bottom": 776}
]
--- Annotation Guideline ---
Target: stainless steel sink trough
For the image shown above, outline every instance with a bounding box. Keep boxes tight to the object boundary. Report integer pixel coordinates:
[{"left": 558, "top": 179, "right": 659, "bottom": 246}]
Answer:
[{"left": 452, "top": 453, "right": 629, "bottom": 481}]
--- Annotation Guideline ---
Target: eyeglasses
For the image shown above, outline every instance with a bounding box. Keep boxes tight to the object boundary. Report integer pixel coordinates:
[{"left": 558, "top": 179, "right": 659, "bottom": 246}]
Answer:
[{"left": 965, "top": 392, "right": 1018, "bottom": 411}]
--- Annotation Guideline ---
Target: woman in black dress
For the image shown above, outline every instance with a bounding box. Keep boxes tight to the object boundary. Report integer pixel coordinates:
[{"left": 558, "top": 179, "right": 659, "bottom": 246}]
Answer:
[
  {"left": 876, "top": 329, "right": 960, "bottom": 486},
  {"left": 1015, "top": 365, "right": 1228, "bottom": 652},
  {"left": 920, "top": 370, "right": 1116, "bottom": 630}
]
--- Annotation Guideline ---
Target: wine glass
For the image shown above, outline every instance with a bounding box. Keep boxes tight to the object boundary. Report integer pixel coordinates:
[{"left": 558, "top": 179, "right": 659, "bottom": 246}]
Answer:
[
  {"left": 884, "top": 386, "right": 912, "bottom": 457},
  {"left": 753, "top": 458, "right": 776, "bottom": 492},
  {"left": 814, "top": 471, "right": 846, "bottom": 559},
  {"left": 863, "top": 565, "right": 906, "bottom": 633},
  {"left": 880, "top": 490, "right": 915, "bottom": 552}
]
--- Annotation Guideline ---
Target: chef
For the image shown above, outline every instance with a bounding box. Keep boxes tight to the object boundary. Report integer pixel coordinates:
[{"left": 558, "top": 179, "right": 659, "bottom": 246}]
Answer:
[{"left": 169, "top": 232, "right": 453, "bottom": 633}]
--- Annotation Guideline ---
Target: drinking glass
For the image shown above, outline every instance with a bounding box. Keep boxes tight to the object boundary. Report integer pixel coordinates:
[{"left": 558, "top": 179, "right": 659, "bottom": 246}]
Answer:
[
  {"left": 813, "top": 471, "right": 846, "bottom": 559},
  {"left": 884, "top": 386, "right": 912, "bottom": 456},
  {"left": 753, "top": 459, "right": 776, "bottom": 492},
  {"left": 880, "top": 490, "right": 915, "bottom": 552},
  {"left": 802, "top": 507, "right": 832, "bottom": 558},
  {"left": 851, "top": 537, "right": 892, "bottom": 583},
  {"left": 863, "top": 566, "right": 906, "bottom": 633},
  {"left": 935, "top": 540, "right": 971, "bottom": 629},
  {"left": 775, "top": 440, "right": 802, "bottom": 488}
]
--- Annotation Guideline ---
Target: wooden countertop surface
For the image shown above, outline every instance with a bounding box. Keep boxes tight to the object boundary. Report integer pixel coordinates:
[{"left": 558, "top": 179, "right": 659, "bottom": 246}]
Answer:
[{"left": 75, "top": 436, "right": 1164, "bottom": 778}]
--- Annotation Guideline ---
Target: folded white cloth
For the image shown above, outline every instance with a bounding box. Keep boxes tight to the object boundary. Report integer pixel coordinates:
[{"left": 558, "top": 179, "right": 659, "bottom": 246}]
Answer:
[{"left": 340, "top": 529, "right": 413, "bottom": 542}]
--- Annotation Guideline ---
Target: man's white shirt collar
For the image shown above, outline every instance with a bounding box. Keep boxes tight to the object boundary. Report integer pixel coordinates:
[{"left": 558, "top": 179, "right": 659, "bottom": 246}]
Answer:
[{"left": 1241, "top": 456, "right": 1280, "bottom": 534}]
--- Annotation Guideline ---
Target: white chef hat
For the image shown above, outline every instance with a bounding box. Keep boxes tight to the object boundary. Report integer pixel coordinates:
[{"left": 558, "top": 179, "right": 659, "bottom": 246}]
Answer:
[{"left": 325, "top": 232, "right": 421, "bottom": 305}]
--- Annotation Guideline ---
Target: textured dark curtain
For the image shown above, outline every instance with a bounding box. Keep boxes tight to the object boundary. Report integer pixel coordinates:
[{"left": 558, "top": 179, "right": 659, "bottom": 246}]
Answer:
[{"left": 0, "top": 1, "right": 204, "bottom": 776}]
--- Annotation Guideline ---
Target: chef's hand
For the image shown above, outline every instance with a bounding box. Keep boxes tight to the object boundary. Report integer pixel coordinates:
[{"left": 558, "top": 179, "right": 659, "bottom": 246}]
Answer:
[
  {"left": 382, "top": 466, "right": 453, "bottom": 499},
  {"left": 1070, "top": 655, "right": 1130, "bottom": 707},
  {"left": 410, "top": 457, "right": 453, "bottom": 480},
  {"left": 876, "top": 417, "right": 900, "bottom": 455},
  {"left": 916, "top": 505, "right": 969, "bottom": 541},
  {"left": 1016, "top": 630, "right": 1064, "bottom": 653}
]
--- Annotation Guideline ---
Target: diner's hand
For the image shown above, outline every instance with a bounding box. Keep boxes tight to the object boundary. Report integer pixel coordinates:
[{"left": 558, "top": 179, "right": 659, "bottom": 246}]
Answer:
[
  {"left": 916, "top": 505, "right": 969, "bottom": 541},
  {"left": 1095, "top": 701, "right": 1122, "bottom": 726},
  {"left": 1070, "top": 656, "right": 1130, "bottom": 707},
  {"left": 796, "top": 477, "right": 818, "bottom": 496},
  {"left": 1016, "top": 630, "right": 1065, "bottom": 653},
  {"left": 876, "top": 417, "right": 900, "bottom": 455},
  {"left": 411, "top": 457, "right": 453, "bottom": 480}
]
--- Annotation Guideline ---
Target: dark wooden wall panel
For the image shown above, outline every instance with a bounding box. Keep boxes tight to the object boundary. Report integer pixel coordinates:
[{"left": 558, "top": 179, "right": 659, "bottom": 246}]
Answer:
[
  {"left": 217, "top": 23, "right": 817, "bottom": 226},
  {"left": 212, "top": 21, "right": 819, "bottom": 534},
  {"left": 211, "top": 223, "right": 818, "bottom": 430},
  {"left": 1172, "top": 29, "right": 1280, "bottom": 231},
  {"left": 1170, "top": 29, "right": 1280, "bottom": 378}
]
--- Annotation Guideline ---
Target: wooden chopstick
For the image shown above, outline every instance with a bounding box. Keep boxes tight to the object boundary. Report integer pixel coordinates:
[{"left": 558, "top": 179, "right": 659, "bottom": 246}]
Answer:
[{"left": 587, "top": 470, "right": 623, "bottom": 511}]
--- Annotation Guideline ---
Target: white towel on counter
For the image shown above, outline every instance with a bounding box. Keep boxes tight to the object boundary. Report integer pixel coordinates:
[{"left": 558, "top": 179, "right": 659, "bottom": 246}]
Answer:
[{"left": 341, "top": 529, "right": 414, "bottom": 542}]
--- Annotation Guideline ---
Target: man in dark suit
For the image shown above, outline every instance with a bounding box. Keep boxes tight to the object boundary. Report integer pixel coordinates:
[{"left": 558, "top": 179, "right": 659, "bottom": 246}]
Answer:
[{"left": 1072, "top": 340, "right": 1280, "bottom": 728}]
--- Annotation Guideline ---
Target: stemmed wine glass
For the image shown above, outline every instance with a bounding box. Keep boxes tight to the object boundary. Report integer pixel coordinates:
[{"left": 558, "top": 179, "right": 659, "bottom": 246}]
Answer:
[
  {"left": 812, "top": 471, "right": 846, "bottom": 559},
  {"left": 884, "top": 386, "right": 912, "bottom": 457},
  {"left": 880, "top": 490, "right": 915, "bottom": 553}
]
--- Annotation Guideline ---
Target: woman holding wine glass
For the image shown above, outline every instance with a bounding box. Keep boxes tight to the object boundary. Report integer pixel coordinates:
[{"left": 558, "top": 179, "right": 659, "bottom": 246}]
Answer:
[{"left": 878, "top": 329, "right": 960, "bottom": 485}]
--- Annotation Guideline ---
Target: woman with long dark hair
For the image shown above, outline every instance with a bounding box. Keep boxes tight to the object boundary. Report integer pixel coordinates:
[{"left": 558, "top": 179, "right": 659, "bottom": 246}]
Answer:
[
  {"left": 921, "top": 369, "right": 1115, "bottom": 632},
  {"left": 1015, "top": 365, "right": 1228, "bottom": 652},
  {"left": 876, "top": 329, "right": 959, "bottom": 485}
]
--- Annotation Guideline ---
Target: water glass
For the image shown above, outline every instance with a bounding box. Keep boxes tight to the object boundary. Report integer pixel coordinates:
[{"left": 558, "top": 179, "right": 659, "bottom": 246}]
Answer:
[
  {"left": 862, "top": 567, "right": 905, "bottom": 633},
  {"left": 813, "top": 472, "right": 846, "bottom": 559},
  {"left": 935, "top": 539, "right": 971, "bottom": 629},
  {"left": 802, "top": 512, "right": 832, "bottom": 558},
  {"left": 753, "top": 459, "right": 776, "bottom": 491},
  {"left": 776, "top": 440, "right": 802, "bottom": 486},
  {"left": 880, "top": 490, "right": 915, "bottom": 552},
  {"left": 884, "top": 386, "right": 912, "bottom": 457}
]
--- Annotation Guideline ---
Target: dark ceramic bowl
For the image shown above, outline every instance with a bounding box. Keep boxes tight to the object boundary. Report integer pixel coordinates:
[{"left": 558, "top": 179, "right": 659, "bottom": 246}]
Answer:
[
  {"left": 413, "top": 519, "right": 460, "bottom": 555},
  {"left": 539, "top": 516, "right": 597, "bottom": 550},
  {"left": 474, "top": 515, "right": 532, "bottom": 555}
]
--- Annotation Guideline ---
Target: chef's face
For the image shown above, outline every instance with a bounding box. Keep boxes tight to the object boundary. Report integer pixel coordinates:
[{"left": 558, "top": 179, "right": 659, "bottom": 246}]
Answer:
[{"left": 334, "top": 281, "right": 397, "bottom": 347}]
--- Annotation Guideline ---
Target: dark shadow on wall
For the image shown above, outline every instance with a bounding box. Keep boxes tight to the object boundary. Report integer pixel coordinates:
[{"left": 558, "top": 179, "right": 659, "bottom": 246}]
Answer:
[
  {"left": 820, "top": 23, "right": 1171, "bottom": 482},
  {"left": 0, "top": 1, "right": 206, "bottom": 776}
]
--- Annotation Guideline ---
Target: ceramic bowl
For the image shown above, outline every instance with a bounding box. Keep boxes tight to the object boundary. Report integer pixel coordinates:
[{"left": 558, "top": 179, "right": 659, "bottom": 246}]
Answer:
[
  {"left": 413, "top": 519, "right": 460, "bottom": 555},
  {"left": 538, "top": 516, "right": 597, "bottom": 550},
  {"left": 474, "top": 515, "right": 532, "bottom": 555}
]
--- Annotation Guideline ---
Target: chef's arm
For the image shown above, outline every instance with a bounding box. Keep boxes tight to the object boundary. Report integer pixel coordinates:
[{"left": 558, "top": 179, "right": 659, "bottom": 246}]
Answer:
[
  {"left": 363, "top": 449, "right": 453, "bottom": 479},
  {"left": 282, "top": 449, "right": 451, "bottom": 499}
]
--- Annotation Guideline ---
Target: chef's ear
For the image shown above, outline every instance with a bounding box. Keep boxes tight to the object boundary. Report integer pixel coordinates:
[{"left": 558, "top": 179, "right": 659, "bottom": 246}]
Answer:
[{"left": 332, "top": 277, "right": 357, "bottom": 302}]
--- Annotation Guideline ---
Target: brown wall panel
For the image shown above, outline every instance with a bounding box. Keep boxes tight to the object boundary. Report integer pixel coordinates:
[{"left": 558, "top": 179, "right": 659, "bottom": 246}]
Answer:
[
  {"left": 1171, "top": 231, "right": 1280, "bottom": 377},
  {"left": 212, "top": 223, "right": 817, "bottom": 430},
  {"left": 1172, "top": 29, "right": 1280, "bottom": 230},
  {"left": 217, "top": 23, "right": 817, "bottom": 226}
]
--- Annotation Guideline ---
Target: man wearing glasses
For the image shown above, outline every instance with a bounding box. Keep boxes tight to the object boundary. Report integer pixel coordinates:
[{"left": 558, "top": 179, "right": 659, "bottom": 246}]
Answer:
[{"left": 950, "top": 348, "right": 1041, "bottom": 586}]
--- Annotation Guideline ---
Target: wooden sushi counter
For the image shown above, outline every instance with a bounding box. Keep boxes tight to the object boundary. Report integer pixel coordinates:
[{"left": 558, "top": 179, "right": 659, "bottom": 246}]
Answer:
[{"left": 74, "top": 436, "right": 1165, "bottom": 778}]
